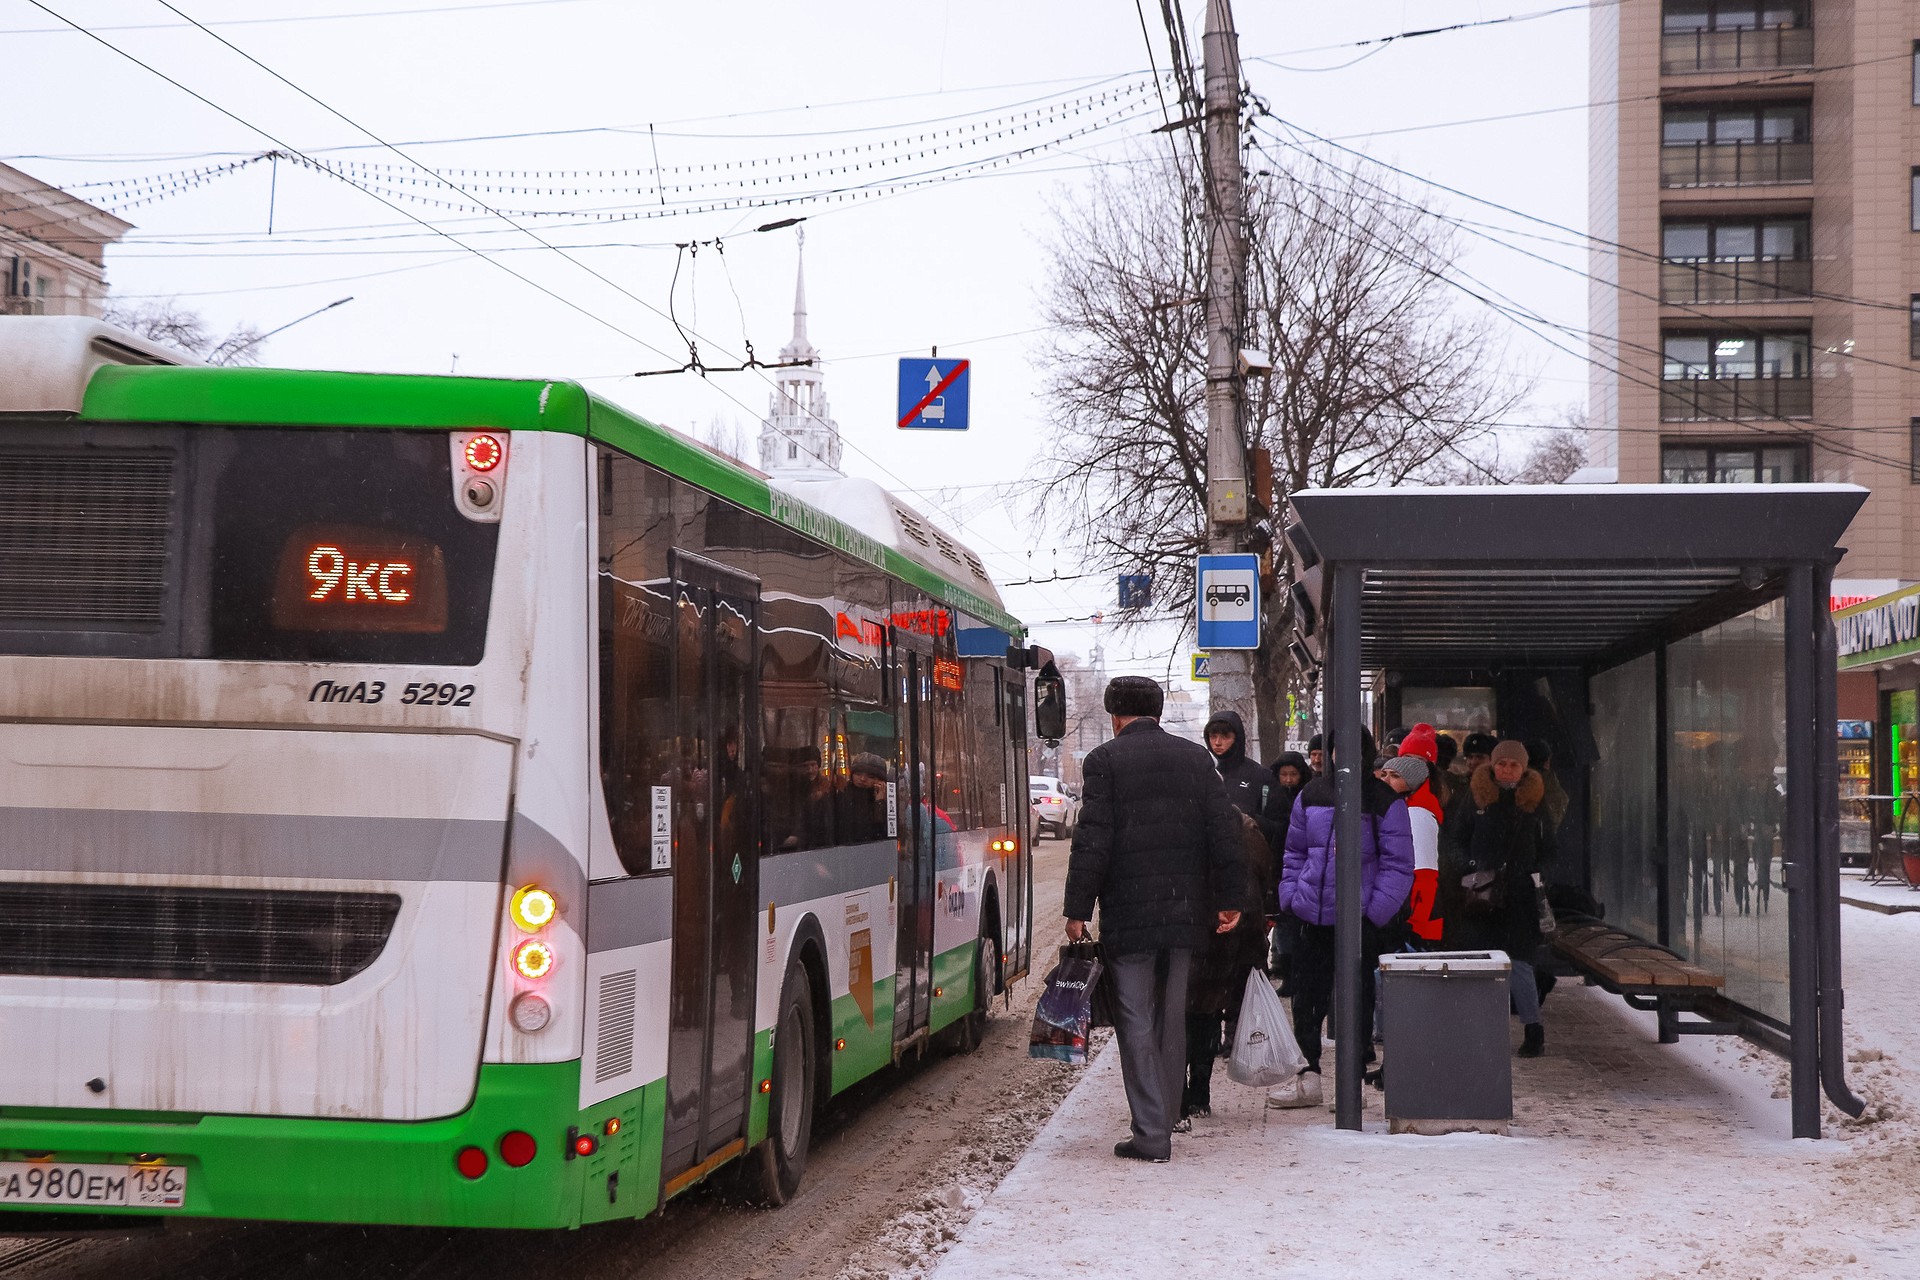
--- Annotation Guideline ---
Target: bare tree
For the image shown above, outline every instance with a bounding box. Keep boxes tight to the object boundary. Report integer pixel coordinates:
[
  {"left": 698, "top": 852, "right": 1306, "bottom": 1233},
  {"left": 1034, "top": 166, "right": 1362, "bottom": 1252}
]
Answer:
[
  {"left": 693, "top": 415, "right": 750, "bottom": 464},
  {"left": 102, "top": 298, "right": 266, "bottom": 366},
  {"left": 1033, "top": 151, "right": 1529, "bottom": 752},
  {"left": 1510, "top": 428, "right": 1587, "bottom": 485},
  {"left": 1430, "top": 407, "right": 1589, "bottom": 485}
]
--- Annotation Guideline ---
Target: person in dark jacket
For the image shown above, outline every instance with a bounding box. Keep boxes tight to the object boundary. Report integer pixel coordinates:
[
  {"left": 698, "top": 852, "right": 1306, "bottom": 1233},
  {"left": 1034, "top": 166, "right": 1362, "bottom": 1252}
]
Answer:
[
  {"left": 1064, "top": 676, "right": 1243, "bottom": 1162},
  {"left": 1442, "top": 739, "right": 1556, "bottom": 1058},
  {"left": 1181, "top": 711, "right": 1287, "bottom": 1122},
  {"left": 1181, "top": 811, "right": 1274, "bottom": 1123},
  {"left": 1271, "top": 750, "right": 1311, "bottom": 794},
  {"left": 1265, "top": 749, "right": 1312, "bottom": 988},
  {"left": 1268, "top": 729, "right": 1415, "bottom": 1108},
  {"left": 1205, "top": 711, "right": 1290, "bottom": 871}
]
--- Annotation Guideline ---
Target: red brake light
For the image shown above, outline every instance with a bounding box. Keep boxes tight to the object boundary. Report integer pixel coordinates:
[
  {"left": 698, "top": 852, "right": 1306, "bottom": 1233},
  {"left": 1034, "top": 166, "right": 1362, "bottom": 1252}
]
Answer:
[
  {"left": 499, "top": 1131, "right": 537, "bottom": 1168},
  {"left": 464, "top": 434, "right": 504, "bottom": 472},
  {"left": 573, "top": 1134, "right": 598, "bottom": 1158},
  {"left": 456, "top": 1146, "right": 488, "bottom": 1179}
]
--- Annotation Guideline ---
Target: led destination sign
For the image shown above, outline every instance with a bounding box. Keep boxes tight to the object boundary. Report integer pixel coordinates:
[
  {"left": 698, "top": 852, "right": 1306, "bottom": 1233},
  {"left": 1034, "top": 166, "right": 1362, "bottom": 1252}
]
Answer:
[{"left": 269, "top": 526, "right": 449, "bottom": 634}]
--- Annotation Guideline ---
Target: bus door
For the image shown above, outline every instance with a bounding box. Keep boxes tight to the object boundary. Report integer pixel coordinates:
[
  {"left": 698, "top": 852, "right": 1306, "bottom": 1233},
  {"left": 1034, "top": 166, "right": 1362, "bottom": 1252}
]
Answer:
[
  {"left": 662, "top": 552, "right": 761, "bottom": 1182},
  {"left": 891, "top": 634, "right": 937, "bottom": 1052}
]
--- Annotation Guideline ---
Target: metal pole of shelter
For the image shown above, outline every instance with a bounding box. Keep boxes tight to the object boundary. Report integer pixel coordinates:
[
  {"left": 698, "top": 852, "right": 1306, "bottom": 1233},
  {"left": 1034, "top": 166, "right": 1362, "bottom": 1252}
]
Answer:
[
  {"left": 1784, "top": 562, "right": 1821, "bottom": 1139},
  {"left": 1812, "top": 559, "right": 1867, "bottom": 1119},
  {"left": 1331, "top": 563, "right": 1364, "bottom": 1130}
]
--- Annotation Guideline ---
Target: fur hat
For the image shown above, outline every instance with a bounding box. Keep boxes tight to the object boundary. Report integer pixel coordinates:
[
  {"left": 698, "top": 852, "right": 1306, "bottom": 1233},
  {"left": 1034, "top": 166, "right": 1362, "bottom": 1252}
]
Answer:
[
  {"left": 1379, "top": 755, "right": 1428, "bottom": 789},
  {"left": 1399, "top": 723, "right": 1439, "bottom": 764},
  {"left": 849, "top": 752, "right": 890, "bottom": 781},
  {"left": 1490, "top": 739, "right": 1529, "bottom": 767},
  {"left": 1103, "top": 675, "right": 1165, "bottom": 719},
  {"left": 1462, "top": 732, "right": 1498, "bottom": 758}
]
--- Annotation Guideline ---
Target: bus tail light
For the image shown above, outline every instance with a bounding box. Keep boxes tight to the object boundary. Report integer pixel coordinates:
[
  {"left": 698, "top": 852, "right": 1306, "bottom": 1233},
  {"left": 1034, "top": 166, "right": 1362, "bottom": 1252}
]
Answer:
[
  {"left": 451, "top": 432, "right": 508, "bottom": 523},
  {"left": 513, "top": 939, "right": 554, "bottom": 981},
  {"left": 456, "top": 1146, "right": 488, "bottom": 1179},
  {"left": 509, "top": 884, "right": 557, "bottom": 933},
  {"left": 463, "top": 434, "right": 504, "bottom": 472},
  {"left": 509, "top": 992, "right": 551, "bottom": 1033},
  {"left": 499, "top": 1131, "right": 537, "bottom": 1168}
]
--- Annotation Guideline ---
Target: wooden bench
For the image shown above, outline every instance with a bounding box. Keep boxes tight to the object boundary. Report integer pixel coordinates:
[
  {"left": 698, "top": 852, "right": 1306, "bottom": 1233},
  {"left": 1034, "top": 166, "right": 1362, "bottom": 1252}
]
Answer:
[{"left": 1551, "top": 918, "right": 1730, "bottom": 1044}]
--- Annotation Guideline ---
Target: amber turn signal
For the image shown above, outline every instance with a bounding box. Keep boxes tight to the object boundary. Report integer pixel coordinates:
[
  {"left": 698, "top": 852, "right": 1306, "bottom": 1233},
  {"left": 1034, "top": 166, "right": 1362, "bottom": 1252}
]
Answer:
[{"left": 510, "top": 884, "right": 556, "bottom": 933}]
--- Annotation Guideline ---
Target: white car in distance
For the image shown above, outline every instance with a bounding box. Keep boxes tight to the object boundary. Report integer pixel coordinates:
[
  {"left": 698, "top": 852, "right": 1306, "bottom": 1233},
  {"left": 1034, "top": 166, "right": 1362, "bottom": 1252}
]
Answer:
[{"left": 1029, "top": 775, "right": 1080, "bottom": 840}]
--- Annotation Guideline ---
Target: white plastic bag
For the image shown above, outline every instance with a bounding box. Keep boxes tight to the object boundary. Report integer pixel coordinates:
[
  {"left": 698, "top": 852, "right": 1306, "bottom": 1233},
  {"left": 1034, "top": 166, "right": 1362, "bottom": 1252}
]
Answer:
[{"left": 1226, "top": 967, "right": 1307, "bottom": 1087}]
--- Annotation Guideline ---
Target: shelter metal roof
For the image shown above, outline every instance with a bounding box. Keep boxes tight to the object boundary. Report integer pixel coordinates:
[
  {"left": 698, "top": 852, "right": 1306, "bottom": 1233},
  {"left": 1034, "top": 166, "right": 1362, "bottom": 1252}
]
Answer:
[{"left": 1290, "top": 484, "right": 1867, "bottom": 670}]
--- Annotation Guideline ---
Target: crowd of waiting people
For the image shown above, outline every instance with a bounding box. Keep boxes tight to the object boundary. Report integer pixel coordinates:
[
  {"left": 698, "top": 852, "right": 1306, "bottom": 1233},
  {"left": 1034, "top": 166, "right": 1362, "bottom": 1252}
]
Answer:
[{"left": 1190, "top": 715, "right": 1568, "bottom": 1119}]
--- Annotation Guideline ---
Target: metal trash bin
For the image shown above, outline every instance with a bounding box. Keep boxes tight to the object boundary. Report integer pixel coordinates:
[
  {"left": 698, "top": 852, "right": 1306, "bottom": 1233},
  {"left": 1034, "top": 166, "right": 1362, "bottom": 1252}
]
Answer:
[{"left": 1378, "top": 950, "right": 1513, "bottom": 1136}]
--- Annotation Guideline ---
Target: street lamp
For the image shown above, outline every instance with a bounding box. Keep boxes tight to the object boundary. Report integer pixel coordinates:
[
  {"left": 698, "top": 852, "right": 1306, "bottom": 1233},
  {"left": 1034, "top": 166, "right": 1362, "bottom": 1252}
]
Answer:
[
  {"left": 253, "top": 295, "right": 353, "bottom": 344},
  {"left": 211, "top": 296, "right": 353, "bottom": 365}
]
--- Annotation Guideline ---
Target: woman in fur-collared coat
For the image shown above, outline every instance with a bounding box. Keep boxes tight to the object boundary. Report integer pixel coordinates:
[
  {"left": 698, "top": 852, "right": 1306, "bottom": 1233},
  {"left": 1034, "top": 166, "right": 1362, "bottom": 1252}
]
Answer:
[{"left": 1441, "top": 739, "right": 1556, "bottom": 1057}]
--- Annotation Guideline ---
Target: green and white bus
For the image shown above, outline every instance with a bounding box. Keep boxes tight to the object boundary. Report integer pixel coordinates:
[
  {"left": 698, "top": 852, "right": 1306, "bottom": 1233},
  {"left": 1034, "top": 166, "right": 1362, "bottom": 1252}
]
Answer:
[{"left": 0, "top": 318, "right": 1051, "bottom": 1229}]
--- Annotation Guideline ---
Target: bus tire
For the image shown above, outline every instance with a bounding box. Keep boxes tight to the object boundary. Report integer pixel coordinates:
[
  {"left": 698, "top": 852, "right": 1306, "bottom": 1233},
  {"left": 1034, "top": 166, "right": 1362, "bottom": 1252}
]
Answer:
[
  {"left": 747, "top": 959, "right": 816, "bottom": 1207},
  {"left": 953, "top": 927, "right": 997, "bottom": 1054}
]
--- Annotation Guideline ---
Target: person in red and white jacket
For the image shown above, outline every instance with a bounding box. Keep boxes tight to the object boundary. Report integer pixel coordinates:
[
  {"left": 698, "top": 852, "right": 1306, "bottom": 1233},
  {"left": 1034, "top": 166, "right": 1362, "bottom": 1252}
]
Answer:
[{"left": 1385, "top": 725, "right": 1447, "bottom": 946}]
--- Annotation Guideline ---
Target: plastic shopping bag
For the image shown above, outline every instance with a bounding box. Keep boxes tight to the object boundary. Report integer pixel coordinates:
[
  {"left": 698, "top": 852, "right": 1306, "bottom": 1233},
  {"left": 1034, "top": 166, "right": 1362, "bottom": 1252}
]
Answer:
[
  {"left": 1058, "top": 939, "right": 1118, "bottom": 1029},
  {"left": 1028, "top": 948, "right": 1102, "bottom": 1064},
  {"left": 1226, "top": 967, "right": 1306, "bottom": 1087}
]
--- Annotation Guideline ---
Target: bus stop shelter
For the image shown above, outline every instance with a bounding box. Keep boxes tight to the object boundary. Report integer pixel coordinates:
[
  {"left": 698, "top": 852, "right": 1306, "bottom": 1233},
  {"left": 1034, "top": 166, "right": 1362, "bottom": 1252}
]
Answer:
[{"left": 1285, "top": 484, "right": 1870, "bottom": 1138}]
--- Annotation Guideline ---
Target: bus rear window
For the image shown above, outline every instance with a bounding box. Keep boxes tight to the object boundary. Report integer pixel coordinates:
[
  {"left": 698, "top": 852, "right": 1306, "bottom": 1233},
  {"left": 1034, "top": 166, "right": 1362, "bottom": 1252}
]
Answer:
[{"left": 0, "top": 424, "right": 499, "bottom": 664}]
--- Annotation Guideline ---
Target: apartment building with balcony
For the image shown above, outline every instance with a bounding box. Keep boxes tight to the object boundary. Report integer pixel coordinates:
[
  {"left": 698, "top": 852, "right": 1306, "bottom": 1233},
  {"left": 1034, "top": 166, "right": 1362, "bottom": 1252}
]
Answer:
[
  {"left": 1589, "top": 0, "right": 1919, "bottom": 589},
  {"left": 0, "top": 162, "right": 130, "bottom": 318}
]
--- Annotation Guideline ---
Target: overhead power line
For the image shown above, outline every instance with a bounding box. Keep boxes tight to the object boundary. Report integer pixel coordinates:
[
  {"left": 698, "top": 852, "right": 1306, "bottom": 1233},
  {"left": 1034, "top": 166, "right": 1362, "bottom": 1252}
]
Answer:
[
  {"left": 1245, "top": 128, "right": 1916, "bottom": 476},
  {"left": 127, "top": 1, "right": 1085, "bottom": 619}
]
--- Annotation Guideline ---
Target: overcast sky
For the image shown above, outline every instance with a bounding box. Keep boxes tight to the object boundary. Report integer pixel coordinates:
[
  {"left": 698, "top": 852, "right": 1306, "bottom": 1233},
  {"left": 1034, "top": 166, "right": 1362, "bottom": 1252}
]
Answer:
[{"left": 5, "top": 0, "right": 1591, "bottom": 693}]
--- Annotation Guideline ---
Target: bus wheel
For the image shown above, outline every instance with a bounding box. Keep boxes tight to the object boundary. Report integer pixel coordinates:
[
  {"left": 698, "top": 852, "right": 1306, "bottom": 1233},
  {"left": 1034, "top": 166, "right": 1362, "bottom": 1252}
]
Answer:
[
  {"left": 953, "top": 929, "right": 997, "bottom": 1054},
  {"left": 748, "top": 959, "right": 815, "bottom": 1206}
]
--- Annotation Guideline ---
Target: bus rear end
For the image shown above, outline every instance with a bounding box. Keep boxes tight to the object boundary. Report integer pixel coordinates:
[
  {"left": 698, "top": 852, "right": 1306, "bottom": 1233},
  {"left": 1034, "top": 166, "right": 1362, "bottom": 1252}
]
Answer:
[{"left": 0, "top": 327, "right": 599, "bottom": 1228}]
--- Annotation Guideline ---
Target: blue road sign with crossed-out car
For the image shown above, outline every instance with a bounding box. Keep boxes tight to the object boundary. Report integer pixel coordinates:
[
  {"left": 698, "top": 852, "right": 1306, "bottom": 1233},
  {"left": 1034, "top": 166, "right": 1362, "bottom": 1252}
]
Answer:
[
  {"left": 1196, "top": 554, "right": 1260, "bottom": 650},
  {"left": 897, "top": 358, "right": 971, "bottom": 430}
]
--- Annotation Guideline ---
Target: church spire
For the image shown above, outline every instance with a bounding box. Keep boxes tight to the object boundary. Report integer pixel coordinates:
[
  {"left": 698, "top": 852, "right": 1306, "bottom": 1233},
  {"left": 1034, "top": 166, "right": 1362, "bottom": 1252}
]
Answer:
[
  {"left": 791, "top": 226, "right": 808, "bottom": 349},
  {"left": 760, "top": 228, "right": 840, "bottom": 478},
  {"left": 780, "top": 227, "right": 817, "bottom": 365}
]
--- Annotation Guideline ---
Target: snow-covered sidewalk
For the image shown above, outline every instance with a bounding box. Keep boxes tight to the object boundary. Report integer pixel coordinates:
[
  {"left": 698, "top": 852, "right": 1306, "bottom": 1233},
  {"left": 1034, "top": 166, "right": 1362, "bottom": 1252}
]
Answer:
[{"left": 932, "top": 909, "right": 1920, "bottom": 1280}]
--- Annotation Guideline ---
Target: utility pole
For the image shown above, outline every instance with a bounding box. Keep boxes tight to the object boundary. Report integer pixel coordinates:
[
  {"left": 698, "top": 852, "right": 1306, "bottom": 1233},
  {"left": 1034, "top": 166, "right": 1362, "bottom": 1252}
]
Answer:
[{"left": 1200, "top": 0, "right": 1257, "bottom": 753}]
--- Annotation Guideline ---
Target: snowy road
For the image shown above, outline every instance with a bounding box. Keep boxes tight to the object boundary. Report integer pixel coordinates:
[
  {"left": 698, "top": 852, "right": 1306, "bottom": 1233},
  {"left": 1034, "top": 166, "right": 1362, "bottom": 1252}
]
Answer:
[{"left": 0, "top": 838, "right": 1077, "bottom": 1280}]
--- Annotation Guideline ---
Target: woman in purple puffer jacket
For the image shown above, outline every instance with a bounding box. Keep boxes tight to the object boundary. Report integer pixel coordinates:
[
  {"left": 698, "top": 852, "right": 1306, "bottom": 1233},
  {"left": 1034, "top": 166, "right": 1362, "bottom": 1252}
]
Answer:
[{"left": 1266, "top": 729, "right": 1415, "bottom": 1110}]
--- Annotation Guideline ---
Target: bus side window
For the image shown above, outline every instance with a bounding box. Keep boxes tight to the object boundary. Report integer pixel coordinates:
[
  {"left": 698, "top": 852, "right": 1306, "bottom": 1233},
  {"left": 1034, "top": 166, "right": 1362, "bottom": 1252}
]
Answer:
[{"left": 597, "top": 448, "right": 677, "bottom": 875}]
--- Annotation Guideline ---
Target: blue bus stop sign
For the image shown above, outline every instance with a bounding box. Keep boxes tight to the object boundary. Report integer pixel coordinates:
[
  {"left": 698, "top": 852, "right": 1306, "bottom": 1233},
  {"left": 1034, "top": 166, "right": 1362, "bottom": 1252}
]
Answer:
[
  {"left": 897, "top": 358, "right": 971, "bottom": 430},
  {"left": 1196, "top": 554, "right": 1260, "bottom": 649}
]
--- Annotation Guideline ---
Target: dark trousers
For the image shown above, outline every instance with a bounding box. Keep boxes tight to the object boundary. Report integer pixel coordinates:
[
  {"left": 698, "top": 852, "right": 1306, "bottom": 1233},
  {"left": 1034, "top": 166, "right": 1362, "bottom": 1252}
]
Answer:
[
  {"left": 1184, "top": 960, "right": 1256, "bottom": 1114},
  {"left": 1290, "top": 922, "right": 1384, "bottom": 1074},
  {"left": 1108, "top": 948, "right": 1193, "bottom": 1160}
]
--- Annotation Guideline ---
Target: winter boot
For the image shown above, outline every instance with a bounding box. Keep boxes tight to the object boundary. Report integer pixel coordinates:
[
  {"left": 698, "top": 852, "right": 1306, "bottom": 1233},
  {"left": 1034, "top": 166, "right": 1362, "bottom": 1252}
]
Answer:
[
  {"left": 1518, "top": 1022, "right": 1545, "bottom": 1058},
  {"left": 1265, "top": 1069, "right": 1322, "bottom": 1109}
]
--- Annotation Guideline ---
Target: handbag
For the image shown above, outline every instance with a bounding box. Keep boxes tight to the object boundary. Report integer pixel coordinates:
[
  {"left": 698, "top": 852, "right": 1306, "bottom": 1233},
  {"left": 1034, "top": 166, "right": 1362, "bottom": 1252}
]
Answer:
[
  {"left": 1059, "top": 939, "right": 1118, "bottom": 1029},
  {"left": 1028, "top": 948, "right": 1103, "bottom": 1064},
  {"left": 1460, "top": 867, "right": 1505, "bottom": 915}
]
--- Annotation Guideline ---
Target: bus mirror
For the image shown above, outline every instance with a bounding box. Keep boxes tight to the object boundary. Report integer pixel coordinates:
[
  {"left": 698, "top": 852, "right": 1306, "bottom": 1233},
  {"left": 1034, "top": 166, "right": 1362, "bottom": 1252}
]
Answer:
[{"left": 1034, "top": 664, "right": 1066, "bottom": 745}]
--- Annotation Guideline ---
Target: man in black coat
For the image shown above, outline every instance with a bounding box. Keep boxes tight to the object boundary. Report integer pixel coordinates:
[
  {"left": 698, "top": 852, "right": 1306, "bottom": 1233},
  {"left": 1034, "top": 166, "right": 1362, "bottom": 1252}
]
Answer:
[{"left": 1064, "top": 676, "right": 1244, "bottom": 1163}]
